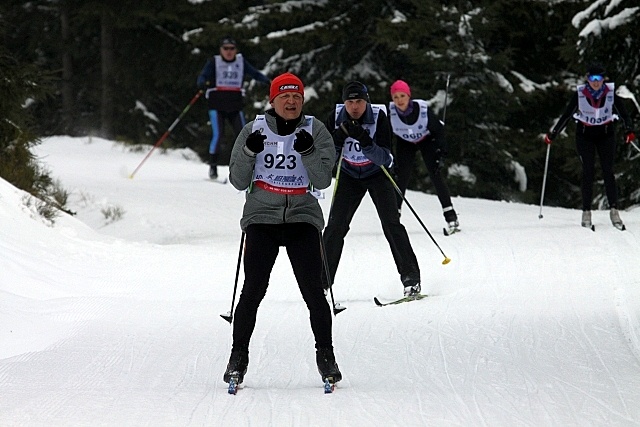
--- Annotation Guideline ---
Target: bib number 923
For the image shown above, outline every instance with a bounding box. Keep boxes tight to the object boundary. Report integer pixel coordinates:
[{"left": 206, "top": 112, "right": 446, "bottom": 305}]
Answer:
[{"left": 263, "top": 153, "right": 297, "bottom": 169}]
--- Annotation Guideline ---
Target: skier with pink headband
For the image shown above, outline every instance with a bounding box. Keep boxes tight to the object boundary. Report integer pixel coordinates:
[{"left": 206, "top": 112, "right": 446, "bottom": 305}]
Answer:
[{"left": 388, "top": 79, "right": 460, "bottom": 235}]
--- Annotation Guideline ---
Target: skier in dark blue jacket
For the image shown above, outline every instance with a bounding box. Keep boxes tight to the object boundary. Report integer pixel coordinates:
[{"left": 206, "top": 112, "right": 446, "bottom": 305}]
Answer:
[
  {"left": 323, "top": 81, "right": 421, "bottom": 298},
  {"left": 197, "top": 36, "right": 271, "bottom": 179}
]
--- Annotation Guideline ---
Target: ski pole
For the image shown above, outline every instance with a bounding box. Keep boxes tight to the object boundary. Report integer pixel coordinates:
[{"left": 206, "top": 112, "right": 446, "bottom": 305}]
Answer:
[
  {"left": 318, "top": 232, "right": 346, "bottom": 316},
  {"left": 329, "top": 150, "right": 344, "bottom": 216},
  {"left": 538, "top": 143, "right": 551, "bottom": 219},
  {"left": 629, "top": 139, "right": 640, "bottom": 154},
  {"left": 442, "top": 73, "right": 451, "bottom": 125},
  {"left": 129, "top": 90, "right": 203, "bottom": 179},
  {"left": 221, "top": 231, "right": 245, "bottom": 324},
  {"left": 380, "top": 165, "right": 451, "bottom": 265},
  {"left": 319, "top": 150, "right": 346, "bottom": 314}
]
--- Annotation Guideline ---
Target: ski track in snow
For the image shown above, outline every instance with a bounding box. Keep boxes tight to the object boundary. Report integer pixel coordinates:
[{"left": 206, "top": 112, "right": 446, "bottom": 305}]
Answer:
[{"left": 1, "top": 136, "right": 640, "bottom": 425}]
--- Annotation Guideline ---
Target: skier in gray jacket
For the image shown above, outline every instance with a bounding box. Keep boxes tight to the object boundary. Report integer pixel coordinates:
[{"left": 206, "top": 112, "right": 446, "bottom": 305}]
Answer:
[{"left": 223, "top": 72, "right": 342, "bottom": 388}]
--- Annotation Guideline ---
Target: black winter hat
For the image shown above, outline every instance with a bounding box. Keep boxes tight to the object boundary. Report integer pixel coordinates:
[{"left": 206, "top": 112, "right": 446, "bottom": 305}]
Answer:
[
  {"left": 220, "top": 35, "right": 236, "bottom": 47},
  {"left": 342, "top": 81, "right": 370, "bottom": 102},
  {"left": 586, "top": 63, "right": 606, "bottom": 77}
]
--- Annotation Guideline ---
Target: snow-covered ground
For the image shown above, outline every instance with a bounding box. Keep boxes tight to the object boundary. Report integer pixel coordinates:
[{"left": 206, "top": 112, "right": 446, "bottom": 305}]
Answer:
[{"left": 2, "top": 135, "right": 640, "bottom": 426}]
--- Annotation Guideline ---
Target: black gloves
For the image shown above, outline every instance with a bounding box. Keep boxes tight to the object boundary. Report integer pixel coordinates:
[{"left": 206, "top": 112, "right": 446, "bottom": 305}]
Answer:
[
  {"left": 294, "top": 129, "right": 315, "bottom": 156},
  {"left": 332, "top": 126, "right": 348, "bottom": 147},
  {"left": 245, "top": 129, "right": 315, "bottom": 157},
  {"left": 342, "top": 120, "right": 373, "bottom": 147},
  {"left": 244, "top": 130, "right": 266, "bottom": 156}
]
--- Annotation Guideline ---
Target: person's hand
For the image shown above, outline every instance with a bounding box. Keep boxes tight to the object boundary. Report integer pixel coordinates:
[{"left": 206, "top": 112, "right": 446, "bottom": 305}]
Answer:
[
  {"left": 244, "top": 130, "right": 266, "bottom": 156},
  {"left": 198, "top": 80, "right": 211, "bottom": 91},
  {"left": 544, "top": 134, "right": 553, "bottom": 145},
  {"left": 625, "top": 130, "right": 636, "bottom": 144},
  {"left": 294, "top": 129, "right": 315, "bottom": 156},
  {"left": 343, "top": 120, "right": 373, "bottom": 147},
  {"left": 333, "top": 126, "right": 348, "bottom": 147},
  {"left": 343, "top": 120, "right": 364, "bottom": 138},
  {"left": 357, "top": 132, "right": 373, "bottom": 147}
]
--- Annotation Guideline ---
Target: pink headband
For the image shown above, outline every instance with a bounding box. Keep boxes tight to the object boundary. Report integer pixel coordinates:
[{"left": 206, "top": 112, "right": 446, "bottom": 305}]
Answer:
[{"left": 390, "top": 80, "right": 411, "bottom": 97}]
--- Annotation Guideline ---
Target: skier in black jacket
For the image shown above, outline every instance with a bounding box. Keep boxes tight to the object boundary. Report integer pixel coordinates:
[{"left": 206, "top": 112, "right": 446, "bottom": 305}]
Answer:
[
  {"left": 322, "top": 81, "right": 421, "bottom": 298},
  {"left": 544, "top": 63, "right": 635, "bottom": 229}
]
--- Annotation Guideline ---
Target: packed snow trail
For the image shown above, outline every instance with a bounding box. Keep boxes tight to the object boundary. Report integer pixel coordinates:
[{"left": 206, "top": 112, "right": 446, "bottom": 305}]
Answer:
[{"left": 1, "top": 136, "right": 639, "bottom": 425}]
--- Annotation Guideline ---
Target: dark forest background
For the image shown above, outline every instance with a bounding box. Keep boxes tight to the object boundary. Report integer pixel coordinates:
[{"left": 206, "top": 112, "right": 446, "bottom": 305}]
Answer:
[{"left": 2, "top": 0, "right": 639, "bottom": 212}]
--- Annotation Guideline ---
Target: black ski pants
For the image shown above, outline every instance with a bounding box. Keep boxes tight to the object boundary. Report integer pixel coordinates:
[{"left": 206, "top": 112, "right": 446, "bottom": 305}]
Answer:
[
  {"left": 232, "top": 222, "right": 333, "bottom": 353},
  {"left": 575, "top": 125, "right": 618, "bottom": 211},
  {"left": 322, "top": 171, "right": 420, "bottom": 287},
  {"left": 394, "top": 138, "right": 454, "bottom": 215}
]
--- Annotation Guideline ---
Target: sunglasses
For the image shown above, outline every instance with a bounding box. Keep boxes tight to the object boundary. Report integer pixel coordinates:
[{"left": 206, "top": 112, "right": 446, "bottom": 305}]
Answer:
[
  {"left": 222, "top": 46, "right": 236, "bottom": 51},
  {"left": 587, "top": 74, "right": 604, "bottom": 82}
]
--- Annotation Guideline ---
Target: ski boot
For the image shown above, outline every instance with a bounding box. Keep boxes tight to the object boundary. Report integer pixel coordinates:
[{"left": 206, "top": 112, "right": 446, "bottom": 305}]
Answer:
[
  {"left": 316, "top": 347, "right": 342, "bottom": 392},
  {"left": 443, "top": 207, "right": 460, "bottom": 235},
  {"left": 403, "top": 282, "right": 421, "bottom": 297},
  {"left": 209, "top": 153, "right": 219, "bottom": 179},
  {"left": 209, "top": 163, "right": 218, "bottom": 179},
  {"left": 223, "top": 349, "right": 249, "bottom": 394},
  {"left": 401, "top": 274, "right": 421, "bottom": 297},
  {"left": 610, "top": 208, "right": 625, "bottom": 230},
  {"left": 444, "top": 220, "right": 460, "bottom": 236},
  {"left": 581, "top": 210, "right": 593, "bottom": 230}
]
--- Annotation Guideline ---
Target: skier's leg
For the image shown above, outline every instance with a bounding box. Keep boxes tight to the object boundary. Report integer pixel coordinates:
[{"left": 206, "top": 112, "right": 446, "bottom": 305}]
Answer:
[
  {"left": 285, "top": 223, "right": 332, "bottom": 349},
  {"left": 322, "top": 175, "right": 366, "bottom": 286},
  {"left": 232, "top": 224, "right": 279, "bottom": 351}
]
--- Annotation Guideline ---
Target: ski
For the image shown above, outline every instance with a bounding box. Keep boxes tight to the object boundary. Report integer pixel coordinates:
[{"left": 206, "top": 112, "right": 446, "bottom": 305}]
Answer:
[
  {"left": 228, "top": 376, "right": 240, "bottom": 395},
  {"left": 374, "top": 294, "right": 428, "bottom": 307},
  {"left": 229, "top": 377, "right": 334, "bottom": 394},
  {"left": 584, "top": 223, "right": 626, "bottom": 231}
]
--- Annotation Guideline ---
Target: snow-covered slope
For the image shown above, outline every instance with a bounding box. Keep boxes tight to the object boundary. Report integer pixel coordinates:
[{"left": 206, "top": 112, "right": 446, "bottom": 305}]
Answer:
[{"left": 1, "top": 136, "right": 639, "bottom": 426}]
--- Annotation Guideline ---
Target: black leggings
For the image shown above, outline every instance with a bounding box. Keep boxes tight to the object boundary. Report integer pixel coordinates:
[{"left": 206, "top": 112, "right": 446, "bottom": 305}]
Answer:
[
  {"left": 575, "top": 131, "right": 617, "bottom": 211},
  {"left": 322, "top": 172, "right": 420, "bottom": 286},
  {"left": 394, "top": 139, "right": 453, "bottom": 213},
  {"left": 232, "top": 223, "right": 332, "bottom": 352}
]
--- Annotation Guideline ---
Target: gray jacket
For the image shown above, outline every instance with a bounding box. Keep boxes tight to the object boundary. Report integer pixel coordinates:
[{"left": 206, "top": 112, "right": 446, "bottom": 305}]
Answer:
[{"left": 229, "top": 109, "right": 335, "bottom": 231}]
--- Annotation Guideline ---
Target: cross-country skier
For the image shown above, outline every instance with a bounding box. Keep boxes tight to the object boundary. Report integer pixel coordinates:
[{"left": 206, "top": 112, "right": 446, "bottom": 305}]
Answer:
[
  {"left": 197, "top": 35, "right": 271, "bottom": 179},
  {"left": 388, "top": 79, "right": 459, "bottom": 235},
  {"left": 544, "top": 63, "right": 635, "bottom": 229},
  {"left": 224, "top": 72, "right": 341, "bottom": 389},
  {"left": 322, "top": 81, "right": 422, "bottom": 297}
]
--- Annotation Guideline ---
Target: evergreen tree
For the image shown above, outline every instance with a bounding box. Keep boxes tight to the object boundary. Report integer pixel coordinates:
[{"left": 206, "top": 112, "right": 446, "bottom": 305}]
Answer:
[
  {"left": 0, "top": 15, "right": 65, "bottom": 219},
  {"left": 220, "top": 0, "right": 586, "bottom": 205},
  {"left": 3, "top": 0, "right": 637, "bottom": 208}
]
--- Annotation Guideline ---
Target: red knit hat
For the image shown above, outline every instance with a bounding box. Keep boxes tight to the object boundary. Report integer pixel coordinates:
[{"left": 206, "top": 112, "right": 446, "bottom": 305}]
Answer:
[
  {"left": 270, "top": 72, "right": 304, "bottom": 101},
  {"left": 390, "top": 80, "right": 411, "bottom": 97}
]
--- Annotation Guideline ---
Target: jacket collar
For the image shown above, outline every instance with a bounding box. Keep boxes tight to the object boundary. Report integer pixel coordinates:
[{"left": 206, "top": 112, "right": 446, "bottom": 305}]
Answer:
[{"left": 337, "top": 103, "right": 375, "bottom": 124}]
